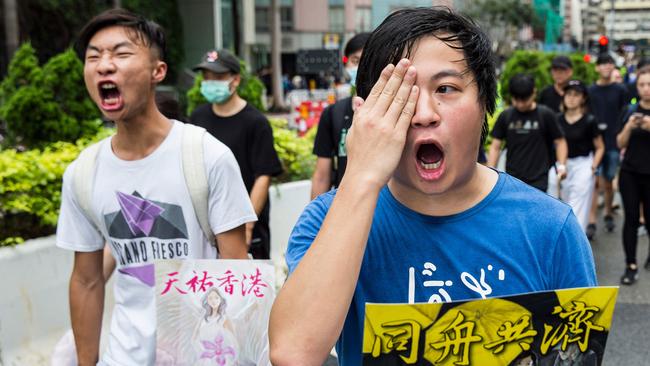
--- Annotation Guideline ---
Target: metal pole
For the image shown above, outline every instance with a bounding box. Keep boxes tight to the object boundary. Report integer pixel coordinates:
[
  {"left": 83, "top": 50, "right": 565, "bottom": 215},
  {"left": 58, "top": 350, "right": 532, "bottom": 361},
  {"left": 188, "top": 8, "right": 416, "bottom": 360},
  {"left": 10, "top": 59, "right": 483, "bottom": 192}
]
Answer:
[
  {"left": 609, "top": 0, "right": 615, "bottom": 42},
  {"left": 270, "top": 0, "right": 285, "bottom": 109},
  {"left": 214, "top": 0, "right": 223, "bottom": 49},
  {"left": 3, "top": 0, "right": 19, "bottom": 61}
]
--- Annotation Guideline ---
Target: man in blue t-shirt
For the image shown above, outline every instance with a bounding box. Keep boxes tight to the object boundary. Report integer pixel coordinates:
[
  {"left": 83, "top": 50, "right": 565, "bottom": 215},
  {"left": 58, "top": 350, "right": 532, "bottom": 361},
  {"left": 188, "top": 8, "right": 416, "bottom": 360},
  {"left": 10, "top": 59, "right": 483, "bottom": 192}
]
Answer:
[{"left": 268, "top": 8, "right": 597, "bottom": 366}]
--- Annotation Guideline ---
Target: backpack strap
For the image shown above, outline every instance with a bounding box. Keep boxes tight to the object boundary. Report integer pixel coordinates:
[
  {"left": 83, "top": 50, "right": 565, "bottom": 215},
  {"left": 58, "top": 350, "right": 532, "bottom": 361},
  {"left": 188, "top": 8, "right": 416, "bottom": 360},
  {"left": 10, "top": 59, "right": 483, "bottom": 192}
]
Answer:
[
  {"left": 181, "top": 123, "right": 216, "bottom": 246},
  {"left": 329, "top": 97, "right": 352, "bottom": 184},
  {"left": 330, "top": 97, "right": 352, "bottom": 147},
  {"left": 72, "top": 141, "right": 103, "bottom": 233}
]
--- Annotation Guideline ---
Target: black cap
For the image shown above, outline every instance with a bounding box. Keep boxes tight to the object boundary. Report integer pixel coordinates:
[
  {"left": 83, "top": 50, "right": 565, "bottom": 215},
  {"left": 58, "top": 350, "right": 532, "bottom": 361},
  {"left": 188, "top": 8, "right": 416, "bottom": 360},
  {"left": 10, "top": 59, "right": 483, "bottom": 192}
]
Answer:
[
  {"left": 193, "top": 49, "right": 241, "bottom": 74},
  {"left": 551, "top": 55, "right": 572, "bottom": 69},
  {"left": 596, "top": 54, "right": 615, "bottom": 65},
  {"left": 563, "top": 79, "right": 588, "bottom": 95}
]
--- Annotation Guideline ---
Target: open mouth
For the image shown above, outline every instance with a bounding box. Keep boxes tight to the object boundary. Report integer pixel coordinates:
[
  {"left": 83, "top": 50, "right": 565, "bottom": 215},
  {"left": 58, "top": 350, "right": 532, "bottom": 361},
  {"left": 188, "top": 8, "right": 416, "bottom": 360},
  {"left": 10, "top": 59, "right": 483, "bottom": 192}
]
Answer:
[
  {"left": 416, "top": 143, "right": 444, "bottom": 170},
  {"left": 98, "top": 81, "right": 123, "bottom": 110}
]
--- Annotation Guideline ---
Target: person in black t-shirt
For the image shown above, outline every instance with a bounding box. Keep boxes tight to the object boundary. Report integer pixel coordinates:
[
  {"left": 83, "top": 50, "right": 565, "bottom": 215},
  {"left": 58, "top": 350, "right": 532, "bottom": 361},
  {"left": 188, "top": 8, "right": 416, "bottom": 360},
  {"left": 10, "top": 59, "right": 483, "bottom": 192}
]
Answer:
[
  {"left": 311, "top": 33, "right": 371, "bottom": 199},
  {"left": 539, "top": 55, "right": 573, "bottom": 113},
  {"left": 555, "top": 80, "right": 604, "bottom": 231},
  {"left": 586, "top": 54, "right": 630, "bottom": 238},
  {"left": 190, "top": 49, "right": 283, "bottom": 259},
  {"left": 488, "top": 73, "right": 568, "bottom": 192},
  {"left": 616, "top": 65, "right": 650, "bottom": 285}
]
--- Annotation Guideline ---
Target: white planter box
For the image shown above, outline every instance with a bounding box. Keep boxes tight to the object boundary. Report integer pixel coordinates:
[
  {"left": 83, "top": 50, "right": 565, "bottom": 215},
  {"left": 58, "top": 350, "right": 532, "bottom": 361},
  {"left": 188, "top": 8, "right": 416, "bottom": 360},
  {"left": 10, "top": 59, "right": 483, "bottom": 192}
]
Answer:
[{"left": 0, "top": 180, "right": 312, "bottom": 365}]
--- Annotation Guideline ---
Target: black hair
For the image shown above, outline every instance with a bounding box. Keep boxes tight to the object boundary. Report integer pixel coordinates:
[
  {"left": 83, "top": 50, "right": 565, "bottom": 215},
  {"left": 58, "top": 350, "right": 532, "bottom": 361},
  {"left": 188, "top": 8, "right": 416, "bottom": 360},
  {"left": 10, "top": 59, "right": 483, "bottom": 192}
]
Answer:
[
  {"left": 344, "top": 33, "right": 371, "bottom": 58},
  {"left": 509, "top": 73, "right": 535, "bottom": 100},
  {"left": 155, "top": 93, "right": 186, "bottom": 122},
  {"left": 561, "top": 80, "right": 589, "bottom": 113},
  {"left": 637, "top": 57, "right": 650, "bottom": 70},
  {"left": 356, "top": 7, "right": 497, "bottom": 144},
  {"left": 596, "top": 54, "right": 614, "bottom": 65},
  {"left": 76, "top": 8, "right": 166, "bottom": 61}
]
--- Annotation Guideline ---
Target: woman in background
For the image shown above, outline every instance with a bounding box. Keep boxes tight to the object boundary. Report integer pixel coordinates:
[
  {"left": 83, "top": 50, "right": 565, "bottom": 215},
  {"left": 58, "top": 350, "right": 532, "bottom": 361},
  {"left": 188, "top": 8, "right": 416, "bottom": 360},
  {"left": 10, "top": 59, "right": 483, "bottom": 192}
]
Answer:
[
  {"left": 616, "top": 65, "right": 650, "bottom": 285},
  {"left": 556, "top": 80, "right": 604, "bottom": 231}
]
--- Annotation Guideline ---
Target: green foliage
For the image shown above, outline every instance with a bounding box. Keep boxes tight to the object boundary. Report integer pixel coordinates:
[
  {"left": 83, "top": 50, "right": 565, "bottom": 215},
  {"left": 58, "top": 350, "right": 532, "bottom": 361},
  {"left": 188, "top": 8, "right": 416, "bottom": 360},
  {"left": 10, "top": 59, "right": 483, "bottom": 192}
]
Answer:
[
  {"left": 0, "top": 127, "right": 113, "bottom": 246},
  {"left": 0, "top": 117, "right": 315, "bottom": 245},
  {"left": 237, "top": 61, "right": 266, "bottom": 113},
  {"left": 0, "top": 43, "right": 42, "bottom": 104},
  {"left": 269, "top": 118, "right": 315, "bottom": 183},
  {"left": 499, "top": 51, "right": 597, "bottom": 103},
  {"left": 500, "top": 51, "right": 552, "bottom": 103},
  {"left": 186, "top": 60, "right": 267, "bottom": 116},
  {"left": 0, "top": 44, "right": 101, "bottom": 148}
]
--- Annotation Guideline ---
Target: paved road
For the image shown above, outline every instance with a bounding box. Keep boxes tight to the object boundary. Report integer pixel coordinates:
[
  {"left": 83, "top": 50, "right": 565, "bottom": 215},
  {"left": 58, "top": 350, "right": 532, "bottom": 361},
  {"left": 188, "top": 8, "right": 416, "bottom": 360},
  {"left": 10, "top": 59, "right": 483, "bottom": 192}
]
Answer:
[
  {"left": 322, "top": 208, "right": 650, "bottom": 366},
  {"left": 593, "top": 210, "right": 650, "bottom": 366}
]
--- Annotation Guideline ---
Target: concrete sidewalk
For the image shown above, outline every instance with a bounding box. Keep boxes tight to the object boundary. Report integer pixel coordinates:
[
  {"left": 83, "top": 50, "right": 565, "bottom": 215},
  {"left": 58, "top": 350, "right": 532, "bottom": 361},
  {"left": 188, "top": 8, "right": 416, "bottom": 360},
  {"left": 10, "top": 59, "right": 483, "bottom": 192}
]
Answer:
[{"left": 592, "top": 210, "right": 650, "bottom": 366}]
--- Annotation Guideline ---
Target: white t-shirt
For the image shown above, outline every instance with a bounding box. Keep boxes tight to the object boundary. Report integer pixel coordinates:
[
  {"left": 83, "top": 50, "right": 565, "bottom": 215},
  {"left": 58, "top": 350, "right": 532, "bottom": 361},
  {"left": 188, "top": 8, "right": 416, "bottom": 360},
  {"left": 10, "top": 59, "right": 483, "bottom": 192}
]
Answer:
[{"left": 56, "top": 120, "right": 257, "bottom": 366}]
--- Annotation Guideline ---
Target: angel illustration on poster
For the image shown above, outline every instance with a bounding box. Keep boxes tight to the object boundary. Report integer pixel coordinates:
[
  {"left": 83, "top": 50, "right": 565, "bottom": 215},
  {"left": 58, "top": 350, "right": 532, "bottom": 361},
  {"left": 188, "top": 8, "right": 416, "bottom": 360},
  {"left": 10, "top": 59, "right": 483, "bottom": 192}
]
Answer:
[{"left": 155, "top": 259, "right": 275, "bottom": 365}]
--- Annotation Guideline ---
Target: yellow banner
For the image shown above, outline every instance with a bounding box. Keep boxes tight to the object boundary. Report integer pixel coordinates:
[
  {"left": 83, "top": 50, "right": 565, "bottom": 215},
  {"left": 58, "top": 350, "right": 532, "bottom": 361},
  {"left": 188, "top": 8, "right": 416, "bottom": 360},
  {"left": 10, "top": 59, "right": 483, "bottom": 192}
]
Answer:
[{"left": 363, "top": 287, "right": 618, "bottom": 365}]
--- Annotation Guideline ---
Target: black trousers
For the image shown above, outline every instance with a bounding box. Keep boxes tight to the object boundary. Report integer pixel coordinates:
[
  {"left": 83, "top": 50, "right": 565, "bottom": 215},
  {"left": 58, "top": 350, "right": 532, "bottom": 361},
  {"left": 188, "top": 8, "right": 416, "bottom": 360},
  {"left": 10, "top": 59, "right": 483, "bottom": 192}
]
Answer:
[{"left": 619, "top": 169, "right": 650, "bottom": 265}]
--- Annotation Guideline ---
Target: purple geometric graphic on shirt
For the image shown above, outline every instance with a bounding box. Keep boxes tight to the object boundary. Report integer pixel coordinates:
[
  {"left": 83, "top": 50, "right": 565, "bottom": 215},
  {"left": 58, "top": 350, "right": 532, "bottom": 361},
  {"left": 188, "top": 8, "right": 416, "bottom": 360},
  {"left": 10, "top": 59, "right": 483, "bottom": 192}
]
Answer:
[
  {"left": 116, "top": 191, "right": 165, "bottom": 237},
  {"left": 118, "top": 263, "right": 155, "bottom": 287}
]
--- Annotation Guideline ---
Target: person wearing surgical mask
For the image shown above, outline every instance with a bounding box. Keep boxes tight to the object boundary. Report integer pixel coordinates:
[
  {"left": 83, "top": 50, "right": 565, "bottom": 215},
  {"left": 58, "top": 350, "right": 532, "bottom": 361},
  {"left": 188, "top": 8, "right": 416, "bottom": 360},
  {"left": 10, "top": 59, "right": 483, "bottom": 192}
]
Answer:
[
  {"left": 190, "top": 49, "right": 283, "bottom": 260},
  {"left": 311, "top": 33, "right": 371, "bottom": 199}
]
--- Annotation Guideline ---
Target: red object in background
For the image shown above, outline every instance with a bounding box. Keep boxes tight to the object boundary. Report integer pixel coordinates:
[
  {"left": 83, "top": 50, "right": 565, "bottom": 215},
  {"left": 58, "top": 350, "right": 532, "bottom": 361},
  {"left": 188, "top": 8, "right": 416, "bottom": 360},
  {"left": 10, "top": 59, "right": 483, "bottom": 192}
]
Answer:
[
  {"left": 583, "top": 54, "right": 591, "bottom": 63},
  {"left": 342, "top": 55, "right": 348, "bottom": 64},
  {"left": 598, "top": 35, "right": 608, "bottom": 46},
  {"left": 295, "top": 100, "right": 329, "bottom": 136}
]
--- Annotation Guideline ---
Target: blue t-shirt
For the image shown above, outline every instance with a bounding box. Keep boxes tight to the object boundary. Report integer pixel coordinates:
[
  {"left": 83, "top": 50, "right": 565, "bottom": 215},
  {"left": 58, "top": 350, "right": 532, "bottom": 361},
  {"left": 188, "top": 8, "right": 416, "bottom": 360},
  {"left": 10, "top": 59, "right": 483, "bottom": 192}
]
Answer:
[{"left": 286, "top": 172, "right": 597, "bottom": 366}]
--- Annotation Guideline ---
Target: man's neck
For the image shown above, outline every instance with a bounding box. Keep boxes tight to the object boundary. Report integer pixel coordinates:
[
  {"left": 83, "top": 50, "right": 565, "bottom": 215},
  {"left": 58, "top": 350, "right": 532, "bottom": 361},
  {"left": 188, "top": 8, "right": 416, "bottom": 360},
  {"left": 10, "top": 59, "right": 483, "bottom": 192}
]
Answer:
[
  {"left": 212, "top": 94, "right": 247, "bottom": 117},
  {"left": 639, "top": 99, "right": 650, "bottom": 110},
  {"left": 596, "top": 78, "right": 612, "bottom": 86},
  {"left": 564, "top": 108, "right": 583, "bottom": 121},
  {"left": 112, "top": 103, "right": 172, "bottom": 161},
  {"left": 554, "top": 82, "right": 566, "bottom": 95},
  {"left": 388, "top": 164, "right": 499, "bottom": 217}
]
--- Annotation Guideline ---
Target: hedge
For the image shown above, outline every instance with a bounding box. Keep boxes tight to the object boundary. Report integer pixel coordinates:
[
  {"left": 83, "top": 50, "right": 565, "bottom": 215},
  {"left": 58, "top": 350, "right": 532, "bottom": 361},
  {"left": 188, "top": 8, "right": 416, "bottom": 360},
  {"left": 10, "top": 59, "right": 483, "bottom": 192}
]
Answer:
[{"left": 0, "top": 119, "right": 314, "bottom": 246}]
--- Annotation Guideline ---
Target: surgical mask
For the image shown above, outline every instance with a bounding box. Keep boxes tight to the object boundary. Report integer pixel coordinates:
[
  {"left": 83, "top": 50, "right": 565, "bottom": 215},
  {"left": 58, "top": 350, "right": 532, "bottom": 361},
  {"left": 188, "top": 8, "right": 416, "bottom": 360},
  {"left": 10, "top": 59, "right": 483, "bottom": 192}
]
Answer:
[
  {"left": 346, "top": 67, "right": 358, "bottom": 87},
  {"left": 200, "top": 79, "right": 233, "bottom": 104}
]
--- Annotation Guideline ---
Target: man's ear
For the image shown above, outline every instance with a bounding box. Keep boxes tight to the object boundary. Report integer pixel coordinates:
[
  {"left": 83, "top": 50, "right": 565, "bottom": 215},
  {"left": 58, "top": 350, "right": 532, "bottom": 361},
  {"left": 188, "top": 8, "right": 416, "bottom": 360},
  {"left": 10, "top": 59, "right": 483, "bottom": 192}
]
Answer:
[
  {"left": 152, "top": 61, "right": 167, "bottom": 84},
  {"left": 231, "top": 74, "right": 242, "bottom": 88}
]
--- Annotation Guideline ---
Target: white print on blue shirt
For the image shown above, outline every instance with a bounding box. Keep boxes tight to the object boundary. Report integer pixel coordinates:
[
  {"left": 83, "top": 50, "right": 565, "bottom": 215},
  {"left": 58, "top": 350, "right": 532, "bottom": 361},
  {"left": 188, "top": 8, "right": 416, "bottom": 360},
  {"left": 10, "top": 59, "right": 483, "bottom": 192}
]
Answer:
[{"left": 408, "top": 262, "right": 506, "bottom": 303}]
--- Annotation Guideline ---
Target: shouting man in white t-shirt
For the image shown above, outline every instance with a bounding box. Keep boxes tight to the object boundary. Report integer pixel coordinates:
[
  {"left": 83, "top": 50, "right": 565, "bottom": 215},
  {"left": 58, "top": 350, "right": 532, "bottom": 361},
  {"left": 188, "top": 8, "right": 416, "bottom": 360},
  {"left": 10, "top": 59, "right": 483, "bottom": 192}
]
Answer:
[{"left": 56, "top": 9, "right": 256, "bottom": 365}]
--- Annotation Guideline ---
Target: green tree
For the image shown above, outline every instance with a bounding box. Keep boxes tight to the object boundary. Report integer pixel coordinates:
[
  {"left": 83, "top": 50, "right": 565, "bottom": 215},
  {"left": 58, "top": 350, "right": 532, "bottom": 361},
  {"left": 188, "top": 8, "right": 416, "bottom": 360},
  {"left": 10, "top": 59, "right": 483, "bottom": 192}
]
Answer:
[
  {"left": 0, "top": 42, "right": 42, "bottom": 104},
  {"left": 0, "top": 44, "right": 100, "bottom": 148},
  {"left": 500, "top": 50, "right": 552, "bottom": 103},
  {"left": 499, "top": 51, "right": 597, "bottom": 103}
]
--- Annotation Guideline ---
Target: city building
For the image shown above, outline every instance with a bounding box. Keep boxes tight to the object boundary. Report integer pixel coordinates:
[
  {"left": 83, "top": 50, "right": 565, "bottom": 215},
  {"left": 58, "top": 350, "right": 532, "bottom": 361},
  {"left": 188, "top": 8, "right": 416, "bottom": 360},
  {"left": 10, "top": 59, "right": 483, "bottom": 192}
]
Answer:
[{"left": 177, "top": 0, "right": 459, "bottom": 80}]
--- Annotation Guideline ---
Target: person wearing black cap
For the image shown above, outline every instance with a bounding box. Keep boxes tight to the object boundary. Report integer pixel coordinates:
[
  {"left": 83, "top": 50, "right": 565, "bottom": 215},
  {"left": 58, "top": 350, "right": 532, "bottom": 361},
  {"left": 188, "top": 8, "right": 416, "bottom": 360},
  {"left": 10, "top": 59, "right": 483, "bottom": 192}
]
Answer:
[
  {"left": 190, "top": 49, "right": 283, "bottom": 259},
  {"left": 585, "top": 54, "right": 630, "bottom": 239},
  {"left": 539, "top": 55, "right": 573, "bottom": 113},
  {"left": 556, "top": 80, "right": 604, "bottom": 231}
]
